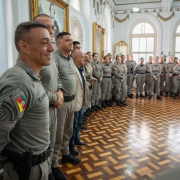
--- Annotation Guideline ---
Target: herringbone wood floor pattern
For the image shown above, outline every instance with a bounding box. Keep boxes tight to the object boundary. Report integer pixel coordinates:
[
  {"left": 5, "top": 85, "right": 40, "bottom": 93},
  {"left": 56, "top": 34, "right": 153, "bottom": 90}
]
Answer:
[
  {"left": 59, "top": 94, "right": 180, "bottom": 180},
  {"left": 1, "top": 93, "right": 180, "bottom": 180}
]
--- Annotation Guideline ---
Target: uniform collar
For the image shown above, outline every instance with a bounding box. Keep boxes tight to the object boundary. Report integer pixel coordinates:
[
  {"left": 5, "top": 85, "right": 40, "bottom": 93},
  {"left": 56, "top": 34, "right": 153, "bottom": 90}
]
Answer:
[
  {"left": 93, "top": 61, "right": 98, "bottom": 64},
  {"left": 16, "top": 58, "right": 40, "bottom": 80},
  {"left": 57, "top": 49, "right": 71, "bottom": 60}
]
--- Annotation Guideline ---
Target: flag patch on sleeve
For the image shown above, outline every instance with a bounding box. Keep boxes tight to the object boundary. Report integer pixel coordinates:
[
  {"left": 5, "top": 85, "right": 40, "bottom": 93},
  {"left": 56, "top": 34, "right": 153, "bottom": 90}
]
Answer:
[{"left": 16, "top": 95, "right": 27, "bottom": 112}]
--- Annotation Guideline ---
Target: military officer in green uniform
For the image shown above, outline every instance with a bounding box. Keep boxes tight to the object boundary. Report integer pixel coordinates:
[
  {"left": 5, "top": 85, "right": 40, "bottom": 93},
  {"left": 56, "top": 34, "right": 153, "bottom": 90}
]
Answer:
[
  {"left": 52, "top": 32, "right": 81, "bottom": 180},
  {"left": 173, "top": 59, "right": 180, "bottom": 99},
  {"left": 145, "top": 56, "right": 153, "bottom": 96},
  {"left": 91, "top": 53, "right": 103, "bottom": 110},
  {"left": 83, "top": 52, "right": 96, "bottom": 116},
  {"left": 134, "top": 58, "right": 146, "bottom": 98},
  {"left": 0, "top": 21, "right": 54, "bottom": 180},
  {"left": 148, "top": 57, "right": 162, "bottom": 99},
  {"left": 129, "top": 54, "right": 137, "bottom": 96},
  {"left": 159, "top": 56, "right": 166, "bottom": 96},
  {"left": 125, "top": 55, "right": 134, "bottom": 98},
  {"left": 112, "top": 56, "right": 127, "bottom": 106},
  {"left": 101, "top": 55, "right": 113, "bottom": 107},
  {"left": 165, "top": 55, "right": 176, "bottom": 97},
  {"left": 34, "top": 14, "right": 65, "bottom": 180}
]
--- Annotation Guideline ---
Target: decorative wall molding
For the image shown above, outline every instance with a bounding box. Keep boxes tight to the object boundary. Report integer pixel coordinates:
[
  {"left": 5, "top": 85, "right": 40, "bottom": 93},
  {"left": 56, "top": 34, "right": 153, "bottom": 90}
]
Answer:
[
  {"left": 115, "top": 14, "right": 129, "bottom": 23},
  {"left": 157, "top": 11, "right": 175, "bottom": 21}
]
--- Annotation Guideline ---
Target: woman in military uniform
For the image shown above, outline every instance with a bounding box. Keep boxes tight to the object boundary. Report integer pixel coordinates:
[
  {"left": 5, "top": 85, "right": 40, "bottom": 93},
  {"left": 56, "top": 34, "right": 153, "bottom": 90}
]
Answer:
[
  {"left": 112, "top": 56, "right": 127, "bottom": 106},
  {"left": 173, "top": 59, "right": 180, "bottom": 99},
  {"left": 134, "top": 57, "right": 146, "bottom": 98},
  {"left": 101, "top": 56, "right": 113, "bottom": 107}
]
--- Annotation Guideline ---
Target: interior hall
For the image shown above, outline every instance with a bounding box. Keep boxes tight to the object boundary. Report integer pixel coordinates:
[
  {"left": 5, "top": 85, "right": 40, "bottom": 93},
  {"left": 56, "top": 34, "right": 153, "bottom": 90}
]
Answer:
[{"left": 1, "top": 0, "right": 180, "bottom": 180}]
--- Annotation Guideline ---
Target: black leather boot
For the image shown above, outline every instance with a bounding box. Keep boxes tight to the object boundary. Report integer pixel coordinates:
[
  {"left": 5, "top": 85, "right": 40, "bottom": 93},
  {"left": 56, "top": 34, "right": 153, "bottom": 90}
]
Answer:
[
  {"left": 156, "top": 95, "right": 162, "bottom": 100},
  {"left": 101, "top": 100, "right": 107, "bottom": 108},
  {"left": 148, "top": 95, "right": 152, "bottom": 99},
  {"left": 160, "top": 91, "right": 163, "bottom": 96},
  {"left": 165, "top": 91, "right": 168, "bottom": 97},
  {"left": 170, "top": 92, "right": 173, "bottom": 97},
  {"left": 174, "top": 93, "right": 177, "bottom": 99},
  {"left": 105, "top": 100, "right": 112, "bottom": 107},
  {"left": 116, "top": 100, "right": 123, "bottom": 106}
]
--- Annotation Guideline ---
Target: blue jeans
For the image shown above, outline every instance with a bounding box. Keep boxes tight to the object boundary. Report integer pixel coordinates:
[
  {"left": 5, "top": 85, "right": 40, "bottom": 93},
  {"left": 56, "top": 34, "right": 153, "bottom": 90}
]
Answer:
[{"left": 69, "top": 108, "right": 82, "bottom": 150}]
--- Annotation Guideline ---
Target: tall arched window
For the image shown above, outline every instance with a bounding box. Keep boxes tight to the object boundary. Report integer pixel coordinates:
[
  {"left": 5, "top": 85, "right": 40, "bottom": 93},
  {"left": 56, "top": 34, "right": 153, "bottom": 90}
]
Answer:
[
  {"left": 70, "top": 0, "right": 80, "bottom": 12},
  {"left": 175, "top": 24, "right": 180, "bottom": 58},
  {"left": 131, "top": 22, "right": 156, "bottom": 63}
]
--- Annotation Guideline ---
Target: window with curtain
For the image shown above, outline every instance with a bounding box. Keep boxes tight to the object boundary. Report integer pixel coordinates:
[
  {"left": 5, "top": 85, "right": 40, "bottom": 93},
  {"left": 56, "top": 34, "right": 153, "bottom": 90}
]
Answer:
[
  {"left": 175, "top": 25, "right": 180, "bottom": 58},
  {"left": 131, "top": 22, "right": 156, "bottom": 64},
  {"left": 70, "top": 0, "right": 80, "bottom": 12}
]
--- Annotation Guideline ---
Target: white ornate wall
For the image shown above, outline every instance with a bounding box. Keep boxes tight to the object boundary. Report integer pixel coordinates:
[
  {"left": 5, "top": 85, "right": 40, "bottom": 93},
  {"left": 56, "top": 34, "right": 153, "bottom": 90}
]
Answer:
[{"left": 113, "top": 10, "right": 180, "bottom": 58}]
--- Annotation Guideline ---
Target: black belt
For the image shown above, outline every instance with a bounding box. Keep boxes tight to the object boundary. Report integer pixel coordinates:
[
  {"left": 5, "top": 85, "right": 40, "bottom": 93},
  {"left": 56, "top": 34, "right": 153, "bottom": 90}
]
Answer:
[
  {"left": 103, "top": 76, "right": 111, "bottom": 78},
  {"left": 9, "top": 146, "right": 51, "bottom": 167},
  {"left": 93, "top": 76, "right": 100, "bottom": 79},
  {"left": 64, "top": 95, "right": 75, "bottom": 102},
  {"left": 139, "top": 73, "right": 145, "bottom": 74},
  {"left": 127, "top": 72, "right": 132, "bottom": 74},
  {"left": 49, "top": 104, "right": 54, "bottom": 107},
  {"left": 154, "top": 74, "right": 157, "bottom": 75},
  {"left": 146, "top": 72, "right": 150, "bottom": 74}
]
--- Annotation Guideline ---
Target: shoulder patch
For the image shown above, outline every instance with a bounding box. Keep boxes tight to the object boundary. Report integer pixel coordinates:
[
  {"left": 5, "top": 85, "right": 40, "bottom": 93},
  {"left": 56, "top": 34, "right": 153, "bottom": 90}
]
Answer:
[
  {"left": 0, "top": 108, "right": 7, "bottom": 121},
  {"left": 0, "top": 99, "right": 17, "bottom": 128},
  {"left": 16, "top": 95, "right": 27, "bottom": 113}
]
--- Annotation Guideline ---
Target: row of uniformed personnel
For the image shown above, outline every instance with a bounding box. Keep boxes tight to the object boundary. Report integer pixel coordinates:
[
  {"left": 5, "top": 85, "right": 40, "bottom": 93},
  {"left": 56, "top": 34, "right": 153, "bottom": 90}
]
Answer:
[
  {"left": 0, "top": 15, "right": 87, "bottom": 180},
  {"left": 82, "top": 53, "right": 180, "bottom": 115}
]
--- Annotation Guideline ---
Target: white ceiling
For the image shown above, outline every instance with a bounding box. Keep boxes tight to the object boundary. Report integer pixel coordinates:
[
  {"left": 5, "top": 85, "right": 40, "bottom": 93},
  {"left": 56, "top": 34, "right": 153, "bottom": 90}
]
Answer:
[
  {"left": 112, "top": 0, "right": 180, "bottom": 12},
  {"left": 113, "top": 0, "right": 162, "bottom": 6}
]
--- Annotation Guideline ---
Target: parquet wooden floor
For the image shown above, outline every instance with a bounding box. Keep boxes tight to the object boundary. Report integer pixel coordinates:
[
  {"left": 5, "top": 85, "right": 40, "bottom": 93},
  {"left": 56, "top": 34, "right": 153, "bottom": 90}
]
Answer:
[
  {"left": 59, "top": 94, "right": 180, "bottom": 180},
  {"left": 1, "top": 93, "right": 180, "bottom": 180}
]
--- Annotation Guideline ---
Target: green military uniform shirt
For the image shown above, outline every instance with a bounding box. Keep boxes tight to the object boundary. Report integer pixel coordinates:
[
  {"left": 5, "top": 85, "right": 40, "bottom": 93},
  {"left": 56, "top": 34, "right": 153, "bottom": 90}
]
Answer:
[
  {"left": 84, "top": 62, "right": 93, "bottom": 83},
  {"left": 40, "top": 55, "right": 63, "bottom": 104},
  {"left": 125, "top": 60, "right": 134, "bottom": 74},
  {"left": 150, "top": 64, "right": 162, "bottom": 76},
  {"left": 91, "top": 61, "right": 103, "bottom": 79},
  {"left": 166, "top": 62, "right": 176, "bottom": 74},
  {"left": 0, "top": 59, "right": 50, "bottom": 164},
  {"left": 159, "top": 62, "right": 166, "bottom": 74},
  {"left": 101, "top": 63, "right": 113, "bottom": 77},
  {"left": 173, "top": 64, "right": 180, "bottom": 79},
  {"left": 112, "top": 63, "right": 127, "bottom": 78},
  {"left": 54, "top": 49, "right": 76, "bottom": 96}
]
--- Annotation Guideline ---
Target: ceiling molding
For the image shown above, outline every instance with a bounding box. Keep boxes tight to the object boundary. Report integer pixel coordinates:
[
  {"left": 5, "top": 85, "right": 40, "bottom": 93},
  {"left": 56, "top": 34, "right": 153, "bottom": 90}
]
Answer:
[{"left": 112, "top": 0, "right": 162, "bottom": 6}]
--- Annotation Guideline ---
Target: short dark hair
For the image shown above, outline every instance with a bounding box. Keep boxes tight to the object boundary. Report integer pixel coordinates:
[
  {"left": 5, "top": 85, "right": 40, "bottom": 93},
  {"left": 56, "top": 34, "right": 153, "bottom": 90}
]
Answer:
[
  {"left": 73, "top": 41, "right": 80, "bottom": 46},
  {"left": 104, "top": 55, "right": 109, "bottom": 60},
  {"left": 121, "top": 55, "right": 124, "bottom": 58},
  {"left": 116, "top": 55, "right": 120, "bottom": 60},
  {"left": 33, "top": 14, "right": 51, "bottom": 21},
  {"left": 14, "top": 21, "right": 48, "bottom": 51},
  {"left": 93, "top": 53, "right": 98, "bottom": 57},
  {"left": 87, "top": 51, "right": 91, "bottom": 55},
  {"left": 56, "top": 32, "right": 71, "bottom": 41}
]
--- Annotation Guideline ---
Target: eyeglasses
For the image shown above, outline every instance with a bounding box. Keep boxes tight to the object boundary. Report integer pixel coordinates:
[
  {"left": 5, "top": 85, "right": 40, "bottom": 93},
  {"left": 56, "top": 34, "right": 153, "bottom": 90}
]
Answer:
[{"left": 47, "top": 25, "right": 56, "bottom": 32}]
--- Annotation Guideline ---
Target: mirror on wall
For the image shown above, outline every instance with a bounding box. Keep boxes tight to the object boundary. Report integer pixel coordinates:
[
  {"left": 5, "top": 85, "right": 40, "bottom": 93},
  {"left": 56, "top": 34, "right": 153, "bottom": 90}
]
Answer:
[{"left": 115, "top": 41, "right": 128, "bottom": 55}]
